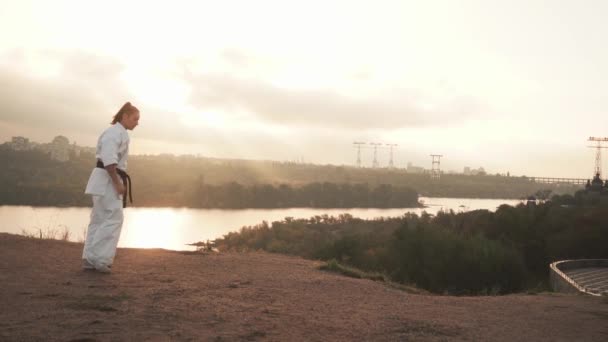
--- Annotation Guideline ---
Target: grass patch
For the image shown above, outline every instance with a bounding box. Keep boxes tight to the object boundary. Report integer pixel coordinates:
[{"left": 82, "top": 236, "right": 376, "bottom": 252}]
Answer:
[
  {"left": 66, "top": 293, "right": 131, "bottom": 312},
  {"left": 67, "top": 303, "right": 117, "bottom": 312},
  {"left": 384, "top": 282, "right": 430, "bottom": 295},
  {"left": 319, "top": 259, "right": 386, "bottom": 281},
  {"left": 319, "top": 259, "right": 428, "bottom": 294},
  {"left": 21, "top": 226, "right": 71, "bottom": 241}
]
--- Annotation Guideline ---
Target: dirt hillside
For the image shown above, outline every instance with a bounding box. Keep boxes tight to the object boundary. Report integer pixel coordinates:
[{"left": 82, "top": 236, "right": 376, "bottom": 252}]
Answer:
[{"left": 1, "top": 233, "right": 607, "bottom": 341}]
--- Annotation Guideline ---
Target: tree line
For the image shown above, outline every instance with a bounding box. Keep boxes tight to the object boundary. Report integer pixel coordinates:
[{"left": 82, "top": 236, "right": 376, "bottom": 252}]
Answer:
[
  {"left": 0, "top": 149, "right": 418, "bottom": 208},
  {"left": 0, "top": 148, "right": 582, "bottom": 208}
]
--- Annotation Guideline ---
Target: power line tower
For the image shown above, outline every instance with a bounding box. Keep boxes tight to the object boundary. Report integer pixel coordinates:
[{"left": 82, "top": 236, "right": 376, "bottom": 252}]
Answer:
[
  {"left": 386, "top": 144, "right": 398, "bottom": 169},
  {"left": 587, "top": 137, "right": 608, "bottom": 177},
  {"left": 430, "top": 154, "right": 443, "bottom": 180},
  {"left": 353, "top": 142, "right": 366, "bottom": 168},
  {"left": 370, "top": 143, "right": 383, "bottom": 168}
]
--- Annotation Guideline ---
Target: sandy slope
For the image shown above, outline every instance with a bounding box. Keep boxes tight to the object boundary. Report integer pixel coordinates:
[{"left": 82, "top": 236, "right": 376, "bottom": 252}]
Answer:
[{"left": 1, "top": 233, "right": 607, "bottom": 341}]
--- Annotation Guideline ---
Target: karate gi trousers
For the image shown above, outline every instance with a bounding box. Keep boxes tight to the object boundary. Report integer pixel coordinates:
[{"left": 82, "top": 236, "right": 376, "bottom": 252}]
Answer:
[{"left": 82, "top": 181, "right": 124, "bottom": 268}]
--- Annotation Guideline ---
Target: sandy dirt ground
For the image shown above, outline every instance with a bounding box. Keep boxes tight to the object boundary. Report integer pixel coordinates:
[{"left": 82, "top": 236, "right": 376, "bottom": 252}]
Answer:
[{"left": 1, "top": 233, "right": 607, "bottom": 341}]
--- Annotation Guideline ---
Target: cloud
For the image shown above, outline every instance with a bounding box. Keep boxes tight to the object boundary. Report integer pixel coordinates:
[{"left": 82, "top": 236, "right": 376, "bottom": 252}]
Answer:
[
  {"left": 0, "top": 50, "right": 130, "bottom": 135},
  {"left": 184, "top": 71, "right": 484, "bottom": 130},
  {"left": 0, "top": 50, "right": 290, "bottom": 155},
  {"left": 0, "top": 48, "right": 487, "bottom": 167}
]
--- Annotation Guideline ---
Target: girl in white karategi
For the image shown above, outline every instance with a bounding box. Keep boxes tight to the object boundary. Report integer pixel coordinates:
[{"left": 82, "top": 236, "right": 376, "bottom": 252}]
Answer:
[{"left": 82, "top": 102, "right": 140, "bottom": 273}]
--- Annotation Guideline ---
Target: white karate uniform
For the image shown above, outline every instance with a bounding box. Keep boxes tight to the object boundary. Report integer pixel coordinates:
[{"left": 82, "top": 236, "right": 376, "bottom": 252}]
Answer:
[{"left": 82, "top": 122, "right": 130, "bottom": 269}]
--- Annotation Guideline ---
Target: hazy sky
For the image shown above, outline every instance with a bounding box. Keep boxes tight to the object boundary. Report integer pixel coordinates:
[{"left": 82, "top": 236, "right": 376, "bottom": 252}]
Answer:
[{"left": 1, "top": 0, "right": 607, "bottom": 178}]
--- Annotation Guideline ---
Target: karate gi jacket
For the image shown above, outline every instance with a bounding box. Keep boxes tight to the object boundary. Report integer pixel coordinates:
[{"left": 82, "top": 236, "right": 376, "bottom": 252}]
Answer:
[{"left": 84, "top": 123, "right": 130, "bottom": 197}]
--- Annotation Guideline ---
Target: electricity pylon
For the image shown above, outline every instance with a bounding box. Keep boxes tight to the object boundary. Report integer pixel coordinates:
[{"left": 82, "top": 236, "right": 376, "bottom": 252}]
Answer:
[
  {"left": 386, "top": 144, "right": 398, "bottom": 168},
  {"left": 370, "top": 143, "right": 383, "bottom": 168},
  {"left": 353, "top": 142, "right": 366, "bottom": 168},
  {"left": 588, "top": 137, "right": 608, "bottom": 177},
  {"left": 430, "top": 154, "right": 443, "bottom": 180}
]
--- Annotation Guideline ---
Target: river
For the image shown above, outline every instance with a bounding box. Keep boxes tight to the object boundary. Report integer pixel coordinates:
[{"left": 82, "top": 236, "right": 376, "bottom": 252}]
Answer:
[{"left": 0, "top": 197, "right": 520, "bottom": 251}]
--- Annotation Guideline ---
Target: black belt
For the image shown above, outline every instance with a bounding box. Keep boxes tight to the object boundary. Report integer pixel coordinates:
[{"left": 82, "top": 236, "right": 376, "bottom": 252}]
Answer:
[{"left": 96, "top": 160, "right": 133, "bottom": 208}]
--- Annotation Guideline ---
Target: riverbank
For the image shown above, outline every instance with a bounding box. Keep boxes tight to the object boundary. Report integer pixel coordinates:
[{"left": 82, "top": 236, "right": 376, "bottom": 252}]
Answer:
[{"left": 1, "top": 233, "right": 607, "bottom": 341}]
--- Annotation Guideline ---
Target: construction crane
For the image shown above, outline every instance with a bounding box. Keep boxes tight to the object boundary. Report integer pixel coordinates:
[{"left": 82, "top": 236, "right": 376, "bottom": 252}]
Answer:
[{"left": 587, "top": 137, "right": 608, "bottom": 178}]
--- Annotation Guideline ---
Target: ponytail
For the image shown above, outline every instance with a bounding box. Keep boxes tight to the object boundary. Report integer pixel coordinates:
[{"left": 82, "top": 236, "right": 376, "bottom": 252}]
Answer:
[{"left": 111, "top": 102, "right": 139, "bottom": 124}]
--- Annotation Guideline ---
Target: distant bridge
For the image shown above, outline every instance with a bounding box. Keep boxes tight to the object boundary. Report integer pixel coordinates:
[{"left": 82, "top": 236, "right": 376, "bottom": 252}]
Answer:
[{"left": 528, "top": 177, "right": 588, "bottom": 185}]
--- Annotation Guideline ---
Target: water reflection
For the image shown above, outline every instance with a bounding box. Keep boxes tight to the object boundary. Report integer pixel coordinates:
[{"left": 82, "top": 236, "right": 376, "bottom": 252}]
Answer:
[
  {"left": 1, "top": 197, "right": 521, "bottom": 251},
  {"left": 122, "top": 209, "right": 185, "bottom": 249}
]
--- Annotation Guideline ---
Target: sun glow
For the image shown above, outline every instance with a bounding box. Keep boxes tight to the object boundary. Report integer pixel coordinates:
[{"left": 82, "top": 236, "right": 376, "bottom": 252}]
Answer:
[
  {"left": 120, "top": 208, "right": 187, "bottom": 250},
  {"left": 121, "top": 68, "right": 191, "bottom": 111}
]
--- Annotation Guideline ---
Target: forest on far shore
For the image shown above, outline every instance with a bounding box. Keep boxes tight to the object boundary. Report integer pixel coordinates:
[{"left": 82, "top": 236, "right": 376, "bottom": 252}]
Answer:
[
  {"left": 1, "top": 149, "right": 418, "bottom": 208},
  {"left": 0, "top": 148, "right": 581, "bottom": 208}
]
